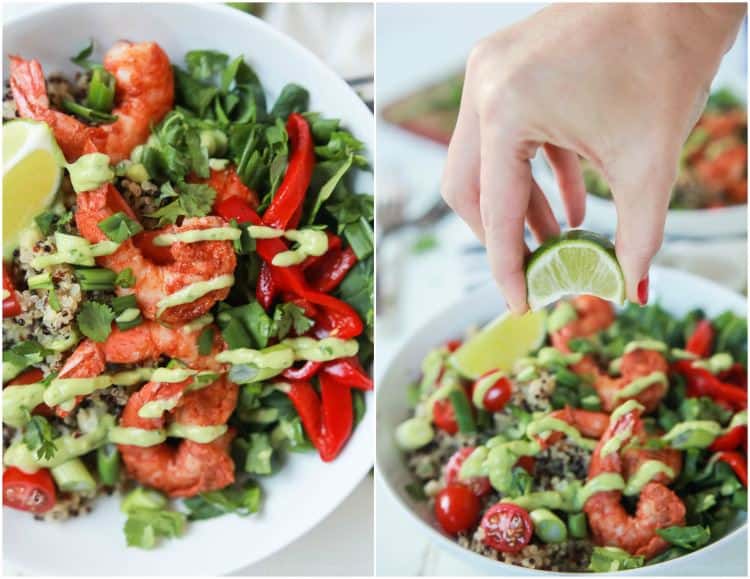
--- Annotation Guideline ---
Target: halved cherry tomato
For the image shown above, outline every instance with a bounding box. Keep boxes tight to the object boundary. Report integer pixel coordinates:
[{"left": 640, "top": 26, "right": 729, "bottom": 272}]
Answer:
[
  {"left": 434, "top": 483, "right": 481, "bottom": 535},
  {"left": 432, "top": 399, "right": 458, "bottom": 435},
  {"left": 3, "top": 467, "right": 56, "bottom": 514},
  {"left": 480, "top": 503, "right": 533, "bottom": 553},
  {"left": 444, "top": 447, "right": 491, "bottom": 497},
  {"left": 474, "top": 373, "right": 513, "bottom": 413}
]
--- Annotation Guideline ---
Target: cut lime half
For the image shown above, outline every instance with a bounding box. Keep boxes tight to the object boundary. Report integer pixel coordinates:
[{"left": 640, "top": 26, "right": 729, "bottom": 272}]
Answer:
[
  {"left": 449, "top": 309, "right": 547, "bottom": 379},
  {"left": 525, "top": 230, "right": 625, "bottom": 311},
  {"left": 3, "top": 120, "right": 65, "bottom": 259}
]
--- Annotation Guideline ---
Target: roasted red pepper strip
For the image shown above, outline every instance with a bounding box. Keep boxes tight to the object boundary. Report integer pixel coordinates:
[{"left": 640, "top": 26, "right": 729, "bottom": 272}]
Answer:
[
  {"left": 319, "top": 372, "right": 354, "bottom": 462},
  {"left": 323, "top": 357, "right": 373, "bottom": 390},
  {"left": 3, "top": 263, "right": 22, "bottom": 318},
  {"left": 282, "top": 361, "right": 323, "bottom": 381},
  {"left": 673, "top": 360, "right": 747, "bottom": 409},
  {"left": 262, "top": 113, "right": 315, "bottom": 230},
  {"left": 214, "top": 197, "right": 363, "bottom": 338},
  {"left": 285, "top": 379, "right": 353, "bottom": 462},
  {"left": 716, "top": 451, "right": 748, "bottom": 486},
  {"left": 256, "top": 262, "right": 278, "bottom": 310},
  {"left": 306, "top": 246, "right": 358, "bottom": 293},
  {"left": 300, "top": 233, "right": 342, "bottom": 270},
  {"left": 710, "top": 425, "right": 747, "bottom": 452},
  {"left": 719, "top": 363, "right": 748, "bottom": 390},
  {"left": 686, "top": 319, "right": 715, "bottom": 357},
  {"left": 286, "top": 381, "right": 324, "bottom": 450}
]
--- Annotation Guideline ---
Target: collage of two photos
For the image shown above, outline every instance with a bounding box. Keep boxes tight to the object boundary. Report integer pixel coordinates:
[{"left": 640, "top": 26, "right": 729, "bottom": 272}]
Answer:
[{"left": 2, "top": 1, "right": 748, "bottom": 577}]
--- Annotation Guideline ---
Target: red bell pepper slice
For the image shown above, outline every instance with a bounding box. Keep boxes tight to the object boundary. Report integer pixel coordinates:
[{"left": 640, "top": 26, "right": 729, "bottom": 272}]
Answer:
[
  {"left": 214, "top": 197, "right": 363, "bottom": 339},
  {"left": 719, "top": 363, "right": 748, "bottom": 390},
  {"left": 710, "top": 424, "right": 747, "bottom": 452},
  {"left": 322, "top": 357, "right": 373, "bottom": 390},
  {"left": 3, "top": 263, "right": 22, "bottom": 318},
  {"left": 282, "top": 361, "right": 323, "bottom": 381},
  {"left": 716, "top": 451, "right": 748, "bottom": 486},
  {"left": 319, "top": 372, "right": 353, "bottom": 462},
  {"left": 286, "top": 381, "right": 324, "bottom": 449},
  {"left": 686, "top": 319, "right": 715, "bottom": 357},
  {"left": 672, "top": 360, "right": 747, "bottom": 410},
  {"left": 261, "top": 113, "right": 314, "bottom": 230},
  {"left": 306, "top": 246, "right": 358, "bottom": 293}
]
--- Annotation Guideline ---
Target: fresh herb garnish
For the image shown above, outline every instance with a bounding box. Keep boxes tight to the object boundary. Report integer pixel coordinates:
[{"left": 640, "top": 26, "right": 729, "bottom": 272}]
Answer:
[
  {"left": 22, "top": 414, "right": 58, "bottom": 460},
  {"left": 183, "top": 483, "right": 261, "bottom": 521},
  {"left": 76, "top": 301, "right": 115, "bottom": 342},
  {"left": 97, "top": 212, "right": 143, "bottom": 243},
  {"left": 273, "top": 303, "right": 314, "bottom": 340}
]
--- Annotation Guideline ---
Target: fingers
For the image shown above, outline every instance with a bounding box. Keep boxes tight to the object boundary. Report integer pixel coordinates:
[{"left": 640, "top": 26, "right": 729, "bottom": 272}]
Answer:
[
  {"left": 612, "top": 168, "right": 673, "bottom": 304},
  {"left": 527, "top": 178, "right": 560, "bottom": 242},
  {"left": 479, "top": 127, "right": 534, "bottom": 315},
  {"left": 543, "top": 144, "right": 587, "bottom": 227},
  {"left": 441, "top": 93, "right": 484, "bottom": 243}
]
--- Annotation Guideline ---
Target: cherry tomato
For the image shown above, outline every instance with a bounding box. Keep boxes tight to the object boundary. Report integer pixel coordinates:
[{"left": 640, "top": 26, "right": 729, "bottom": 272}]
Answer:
[
  {"left": 433, "top": 399, "right": 458, "bottom": 434},
  {"left": 445, "top": 339, "right": 462, "bottom": 353},
  {"left": 434, "top": 483, "right": 481, "bottom": 535},
  {"left": 474, "top": 374, "right": 513, "bottom": 413},
  {"left": 3, "top": 263, "right": 22, "bottom": 318},
  {"left": 480, "top": 503, "right": 533, "bottom": 553},
  {"left": 3, "top": 467, "right": 56, "bottom": 514},
  {"left": 515, "top": 455, "right": 536, "bottom": 475},
  {"left": 444, "top": 447, "right": 492, "bottom": 497}
]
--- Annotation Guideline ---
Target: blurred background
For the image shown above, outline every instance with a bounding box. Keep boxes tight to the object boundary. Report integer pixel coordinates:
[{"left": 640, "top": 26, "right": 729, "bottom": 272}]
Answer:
[
  {"left": 3, "top": 2, "right": 373, "bottom": 576},
  {"left": 375, "top": 3, "right": 747, "bottom": 575}
]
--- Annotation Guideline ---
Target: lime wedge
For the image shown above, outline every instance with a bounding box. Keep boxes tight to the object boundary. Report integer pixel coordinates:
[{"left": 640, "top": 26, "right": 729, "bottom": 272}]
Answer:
[
  {"left": 525, "top": 230, "right": 625, "bottom": 311},
  {"left": 3, "top": 120, "right": 65, "bottom": 258},
  {"left": 449, "top": 310, "right": 547, "bottom": 379}
]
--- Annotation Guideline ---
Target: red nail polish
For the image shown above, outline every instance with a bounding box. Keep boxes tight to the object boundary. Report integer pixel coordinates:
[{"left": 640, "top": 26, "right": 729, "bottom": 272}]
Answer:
[{"left": 637, "top": 276, "right": 649, "bottom": 306}]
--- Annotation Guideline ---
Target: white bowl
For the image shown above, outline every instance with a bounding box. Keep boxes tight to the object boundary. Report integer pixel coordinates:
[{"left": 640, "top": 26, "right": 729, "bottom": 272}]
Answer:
[
  {"left": 3, "top": 4, "right": 374, "bottom": 575},
  {"left": 376, "top": 266, "right": 747, "bottom": 575}
]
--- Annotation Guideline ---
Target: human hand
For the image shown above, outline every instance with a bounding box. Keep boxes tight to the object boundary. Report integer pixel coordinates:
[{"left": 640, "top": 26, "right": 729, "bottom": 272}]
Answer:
[{"left": 441, "top": 3, "right": 745, "bottom": 314}]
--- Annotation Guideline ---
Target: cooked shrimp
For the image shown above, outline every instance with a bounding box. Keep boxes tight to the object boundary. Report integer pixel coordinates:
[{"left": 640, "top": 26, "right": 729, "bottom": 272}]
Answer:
[
  {"left": 76, "top": 184, "right": 237, "bottom": 324},
  {"left": 117, "top": 375, "right": 238, "bottom": 497},
  {"left": 53, "top": 321, "right": 225, "bottom": 417},
  {"left": 9, "top": 41, "right": 173, "bottom": 163},
  {"left": 595, "top": 349, "right": 669, "bottom": 414},
  {"left": 551, "top": 296, "right": 615, "bottom": 353},
  {"left": 537, "top": 406, "right": 610, "bottom": 448},
  {"left": 203, "top": 167, "right": 259, "bottom": 209},
  {"left": 622, "top": 447, "right": 683, "bottom": 485},
  {"left": 584, "top": 406, "right": 686, "bottom": 559}
]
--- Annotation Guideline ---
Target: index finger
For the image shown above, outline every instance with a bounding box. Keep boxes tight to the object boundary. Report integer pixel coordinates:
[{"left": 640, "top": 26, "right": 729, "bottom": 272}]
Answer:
[{"left": 479, "top": 126, "right": 534, "bottom": 315}]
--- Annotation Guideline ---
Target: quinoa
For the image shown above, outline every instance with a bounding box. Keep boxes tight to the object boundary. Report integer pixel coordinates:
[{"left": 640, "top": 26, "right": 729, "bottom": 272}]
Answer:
[
  {"left": 3, "top": 82, "right": 17, "bottom": 121},
  {"left": 45, "top": 72, "right": 90, "bottom": 112},
  {"left": 533, "top": 438, "right": 591, "bottom": 492},
  {"left": 117, "top": 177, "right": 161, "bottom": 228}
]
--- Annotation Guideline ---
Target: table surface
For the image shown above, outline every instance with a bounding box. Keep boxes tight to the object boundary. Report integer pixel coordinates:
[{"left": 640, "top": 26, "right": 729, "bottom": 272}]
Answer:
[
  {"left": 2, "top": 3, "right": 373, "bottom": 576},
  {"left": 375, "top": 3, "right": 747, "bottom": 576}
]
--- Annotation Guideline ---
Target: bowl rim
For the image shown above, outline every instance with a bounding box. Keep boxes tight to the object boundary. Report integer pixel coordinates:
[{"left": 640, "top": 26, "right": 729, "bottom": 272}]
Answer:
[
  {"left": 3, "top": 3, "right": 374, "bottom": 575},
  {"left": 376, "top": 266, "right": 747, "bottom": 575}
]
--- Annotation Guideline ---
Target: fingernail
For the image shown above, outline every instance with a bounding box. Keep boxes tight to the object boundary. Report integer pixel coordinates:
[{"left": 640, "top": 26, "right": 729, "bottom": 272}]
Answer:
[{"left": 637, "top": 275, "right": 649, "bottom": 306}]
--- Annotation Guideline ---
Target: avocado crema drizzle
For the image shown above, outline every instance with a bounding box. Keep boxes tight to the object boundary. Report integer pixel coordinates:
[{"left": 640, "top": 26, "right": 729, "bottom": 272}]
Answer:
[
  {"left": 455, "top": 398, "right": 747, "bottom": 513},
  {"left": 4, "top": 329, "right": 358, "bottom": 473}
]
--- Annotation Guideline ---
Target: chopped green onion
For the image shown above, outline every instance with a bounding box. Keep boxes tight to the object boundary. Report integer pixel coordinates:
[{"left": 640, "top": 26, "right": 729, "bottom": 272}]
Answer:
[
  {"left": 86, "top": 67, "right": 116, "bottom": 113},
  {"left": 111, "top": 294, "right": 138, "bottom": 315},
  {"left": 75, "top": 267, "right": 116, "bottom": 291},
  {"left": 97, "top": 444, "right": 121, "bottom": 486},
  {"left": 115, "top": 268, "right": 135, "bottom": 288},
  {"left": 62, "top": 99, "right": 118, "bottom": 123},
  {"left": 449, "top": 388, "right": 476, "bottom": 434}
]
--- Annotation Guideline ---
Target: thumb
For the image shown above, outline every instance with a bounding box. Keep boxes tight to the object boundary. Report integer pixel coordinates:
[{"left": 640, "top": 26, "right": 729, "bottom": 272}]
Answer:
[{"left": 611, "top": 166, "right": 674, "bottom": 305}]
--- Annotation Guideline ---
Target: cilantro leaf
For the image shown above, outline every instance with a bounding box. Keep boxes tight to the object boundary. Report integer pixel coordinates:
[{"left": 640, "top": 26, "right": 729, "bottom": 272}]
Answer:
[
  {"left": 123, "top": 508, "right": 186, "bottom": 549},
  {"left": 76, "top": 302, "right": 115, "bottom": 342},
  {"left": 22, "top": 415, "right": 59, "bottom": 460},
  {"left": 3, "top": 341, "right": 49, "bottom": 380},
  {"left": 273, "top": 303, "right": 314, "bottom": 340},
  {"left": 97, "top": 212, "right": 143, "bottom": 243},
  {"left": 148, "top": 182, "right": 216, "bottom": 225},
  {"left": 183, "top": 483, "right": 262, "bottom": 521}
]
